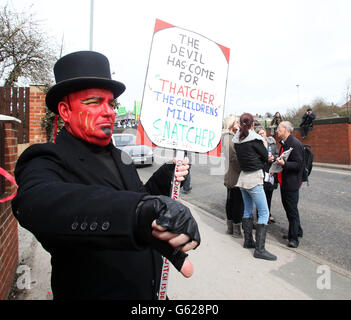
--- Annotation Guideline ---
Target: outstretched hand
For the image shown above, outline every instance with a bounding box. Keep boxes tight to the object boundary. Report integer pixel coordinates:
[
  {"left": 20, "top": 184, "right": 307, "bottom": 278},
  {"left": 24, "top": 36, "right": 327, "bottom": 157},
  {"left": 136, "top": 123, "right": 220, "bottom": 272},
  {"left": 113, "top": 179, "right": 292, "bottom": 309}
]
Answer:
[
  {"left": 151, "top": 220, "right": 197, "bottom": 278},
  {"left": 136, "top": 192, "right": 200, "bottom": 279}
]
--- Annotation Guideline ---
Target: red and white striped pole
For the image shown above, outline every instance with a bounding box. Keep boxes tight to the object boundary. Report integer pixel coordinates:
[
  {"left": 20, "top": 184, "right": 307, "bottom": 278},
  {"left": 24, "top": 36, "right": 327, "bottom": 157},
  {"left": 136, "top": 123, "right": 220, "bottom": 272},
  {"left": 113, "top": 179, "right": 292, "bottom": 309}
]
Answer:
[{"left": 158, "top": 149, "right": 184, "bottom": 300}]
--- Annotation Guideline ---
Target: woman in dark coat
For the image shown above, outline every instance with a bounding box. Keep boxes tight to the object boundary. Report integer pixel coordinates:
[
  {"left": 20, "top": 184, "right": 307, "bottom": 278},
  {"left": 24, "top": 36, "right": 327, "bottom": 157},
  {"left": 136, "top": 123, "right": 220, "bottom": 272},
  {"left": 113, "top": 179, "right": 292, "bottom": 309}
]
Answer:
[{"left": 270, "top": 112, "right": 283, "bottom": 136}]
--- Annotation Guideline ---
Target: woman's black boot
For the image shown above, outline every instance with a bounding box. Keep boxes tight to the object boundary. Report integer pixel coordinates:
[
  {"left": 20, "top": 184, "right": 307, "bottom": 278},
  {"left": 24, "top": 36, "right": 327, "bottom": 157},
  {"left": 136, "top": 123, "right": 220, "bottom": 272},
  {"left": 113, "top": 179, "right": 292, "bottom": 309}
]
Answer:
[
  {"left": 254, "top": 224, "right": 277, "bottom": 261},
  {"left": 242, "top": 218, "right": 255, "bottom": 248}
]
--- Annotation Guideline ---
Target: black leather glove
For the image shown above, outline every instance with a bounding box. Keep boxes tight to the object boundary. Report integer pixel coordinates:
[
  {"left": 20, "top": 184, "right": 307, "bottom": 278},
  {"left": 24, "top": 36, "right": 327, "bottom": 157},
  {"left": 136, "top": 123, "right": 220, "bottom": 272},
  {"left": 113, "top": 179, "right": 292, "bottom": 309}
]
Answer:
[{"left": 136, "top": 195, "right": 201, "bottom": 271}]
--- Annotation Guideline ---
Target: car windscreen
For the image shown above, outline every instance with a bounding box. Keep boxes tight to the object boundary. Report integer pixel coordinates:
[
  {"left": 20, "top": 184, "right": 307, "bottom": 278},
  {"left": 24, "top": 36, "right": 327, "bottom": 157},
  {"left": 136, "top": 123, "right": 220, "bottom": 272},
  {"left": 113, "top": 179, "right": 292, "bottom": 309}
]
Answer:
[{"left": 113, "top": 135, "right": 136, "bottom": 147}]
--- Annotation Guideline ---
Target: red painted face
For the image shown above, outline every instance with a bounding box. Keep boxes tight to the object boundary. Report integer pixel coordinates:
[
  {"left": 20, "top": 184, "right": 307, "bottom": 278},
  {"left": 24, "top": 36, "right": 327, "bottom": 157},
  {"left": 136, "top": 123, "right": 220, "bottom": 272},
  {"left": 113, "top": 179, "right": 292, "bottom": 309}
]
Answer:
[{"left": 58, "top": 88, "right": 116, "bottom": 146}]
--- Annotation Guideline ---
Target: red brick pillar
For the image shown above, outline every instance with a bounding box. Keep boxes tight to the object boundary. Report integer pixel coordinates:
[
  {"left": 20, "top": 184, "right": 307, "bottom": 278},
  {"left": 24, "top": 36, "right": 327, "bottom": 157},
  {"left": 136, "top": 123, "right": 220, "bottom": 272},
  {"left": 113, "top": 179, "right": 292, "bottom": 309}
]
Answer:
[
  {"left": 29, "top": 85, "right": 47, "bottom": 145},
  {"left": 0, "top": 120, "right": 19, "bottom": 300}
]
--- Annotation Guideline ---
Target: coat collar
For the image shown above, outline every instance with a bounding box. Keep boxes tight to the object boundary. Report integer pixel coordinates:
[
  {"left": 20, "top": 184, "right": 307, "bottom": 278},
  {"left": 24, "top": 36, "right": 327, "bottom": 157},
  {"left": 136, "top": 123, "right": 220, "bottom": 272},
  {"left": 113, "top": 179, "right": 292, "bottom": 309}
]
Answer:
[
  {"left": 282, "top": 134, "right": 293, "bottom": 145},
  {"left": 55, "top": 128, "right": 135, "bottom": 191},
  {"left": 233, "top": 129, "right": 265, "bottom": 144}
]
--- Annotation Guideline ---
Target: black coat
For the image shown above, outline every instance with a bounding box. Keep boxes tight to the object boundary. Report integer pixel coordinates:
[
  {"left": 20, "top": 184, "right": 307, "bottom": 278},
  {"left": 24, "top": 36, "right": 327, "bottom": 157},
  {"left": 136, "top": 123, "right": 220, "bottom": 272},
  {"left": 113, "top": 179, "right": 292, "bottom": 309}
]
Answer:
[
  {"left": 299, "top": 112, "right": 316, "bottom": 127},
  {"left": 12, "top": 128, "right": 175, "bottom": 300},
  {"left": 279, "top": 134, "right": 304, "bottom": 192},
  {"left": 234, "top": 131, "right": 268, "bottom": 172}
]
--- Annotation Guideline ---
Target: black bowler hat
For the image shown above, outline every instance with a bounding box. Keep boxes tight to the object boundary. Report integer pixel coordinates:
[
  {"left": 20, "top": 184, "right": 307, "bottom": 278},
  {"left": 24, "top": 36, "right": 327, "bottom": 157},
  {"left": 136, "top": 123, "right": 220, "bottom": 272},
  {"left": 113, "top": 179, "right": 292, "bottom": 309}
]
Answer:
[{"left": 46, "top": 51, "right": 126, "bottom": 114}]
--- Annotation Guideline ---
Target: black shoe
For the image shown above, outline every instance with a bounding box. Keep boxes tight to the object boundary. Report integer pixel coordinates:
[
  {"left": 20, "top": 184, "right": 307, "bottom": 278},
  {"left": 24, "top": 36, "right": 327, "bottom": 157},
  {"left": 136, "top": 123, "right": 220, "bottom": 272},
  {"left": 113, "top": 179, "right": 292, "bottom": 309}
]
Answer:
[
  {"left": 268, "top": 217, "right": 276, "bottom": 224},
  {"left": 288, "top": 240, "right": 299, "bottom": 248}
]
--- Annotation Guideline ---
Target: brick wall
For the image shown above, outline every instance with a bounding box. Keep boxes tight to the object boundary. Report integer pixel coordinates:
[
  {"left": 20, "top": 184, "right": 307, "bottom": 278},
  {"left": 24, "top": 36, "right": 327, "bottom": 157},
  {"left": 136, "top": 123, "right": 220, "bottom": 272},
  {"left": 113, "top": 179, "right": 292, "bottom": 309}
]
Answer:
[
  {"left": 0, "top": 85, "right": 47, "bottom": 300},
  {"left": 293, "top": 121, "right": 351, "bottom": 164},
  {"left": 29, "top": 85, "right": 47, "bottom": 144},
  {"left": 268, "top": 117, "right": 351, "bottom": 165},
  {"left": 0, "top": 120, "right": 19, "bottom": 300}
]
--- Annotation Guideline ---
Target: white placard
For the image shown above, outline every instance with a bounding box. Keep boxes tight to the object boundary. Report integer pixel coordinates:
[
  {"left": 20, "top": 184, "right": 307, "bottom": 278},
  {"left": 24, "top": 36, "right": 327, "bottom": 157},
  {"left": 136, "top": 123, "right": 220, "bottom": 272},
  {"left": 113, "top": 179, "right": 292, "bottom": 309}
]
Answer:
[{"left": 138, "top": 19, "right": 230, "bottom": 154}]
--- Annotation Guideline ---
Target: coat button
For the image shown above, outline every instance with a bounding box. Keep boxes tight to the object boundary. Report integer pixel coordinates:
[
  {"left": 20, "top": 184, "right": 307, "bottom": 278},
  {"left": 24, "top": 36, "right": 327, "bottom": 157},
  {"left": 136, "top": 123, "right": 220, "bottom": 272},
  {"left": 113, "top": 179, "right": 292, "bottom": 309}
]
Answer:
[
  {"left": 90, "top": 222, "right": 98, "bottom": 231},
  {"left": 71, "top": 222, "right": 79, "bottom": 231},
  {"left": 80, "top": 222, "right": 88, "bottom": 231},
  {"left": 101, "top": 221, "right": 110, "bottom": 231}
]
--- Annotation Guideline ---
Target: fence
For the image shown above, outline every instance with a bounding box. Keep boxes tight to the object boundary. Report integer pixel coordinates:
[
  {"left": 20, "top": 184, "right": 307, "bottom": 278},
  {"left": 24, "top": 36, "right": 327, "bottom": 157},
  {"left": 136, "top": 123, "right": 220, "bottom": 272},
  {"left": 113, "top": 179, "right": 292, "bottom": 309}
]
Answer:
[
  {"left": 0, "top": 122, "right": 5, "bottom": 195},
  {"left": 0, "top": 87, "right": 30, "bottom": 143},
  {"left": 0, "top": 119, "right": 19, "bottom": 300}
]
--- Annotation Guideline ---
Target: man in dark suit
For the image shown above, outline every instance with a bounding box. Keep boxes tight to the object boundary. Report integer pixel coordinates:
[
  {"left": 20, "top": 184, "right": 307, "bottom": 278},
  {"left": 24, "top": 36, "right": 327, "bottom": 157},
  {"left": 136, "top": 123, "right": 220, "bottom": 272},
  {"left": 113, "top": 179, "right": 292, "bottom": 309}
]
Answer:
[
  {"left": 299, "top": 107, "right": 316, "bottom": 139},
  {"left": 12, "top": 51, "right": 200, "bottom": 299},
  {"left": 276, "top": 121, "right": 304, "bottom": 248}
]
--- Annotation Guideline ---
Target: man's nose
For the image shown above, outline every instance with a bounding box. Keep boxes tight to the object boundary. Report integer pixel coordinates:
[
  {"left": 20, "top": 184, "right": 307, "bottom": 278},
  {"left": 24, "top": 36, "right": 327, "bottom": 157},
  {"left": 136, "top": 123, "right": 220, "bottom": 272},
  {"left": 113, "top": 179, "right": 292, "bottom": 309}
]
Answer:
[{"left": 101, "top": 102, "right": 115, "bottom": 116}]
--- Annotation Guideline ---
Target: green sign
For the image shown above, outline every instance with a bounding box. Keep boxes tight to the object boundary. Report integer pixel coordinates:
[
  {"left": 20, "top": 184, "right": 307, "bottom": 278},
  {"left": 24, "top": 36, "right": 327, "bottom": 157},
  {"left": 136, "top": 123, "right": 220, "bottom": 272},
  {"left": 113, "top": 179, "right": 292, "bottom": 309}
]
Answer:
[{"left": 117, "top": 106, "right": 127, "bottom": 116}]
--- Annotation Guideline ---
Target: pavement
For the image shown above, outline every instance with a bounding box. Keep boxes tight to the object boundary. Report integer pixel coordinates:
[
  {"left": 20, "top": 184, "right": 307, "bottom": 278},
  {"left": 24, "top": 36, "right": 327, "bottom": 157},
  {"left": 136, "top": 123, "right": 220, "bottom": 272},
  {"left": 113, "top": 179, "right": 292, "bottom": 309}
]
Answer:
[
  {"left": 11, "top": 192, "right": 351, "bottom": 300},
  {"left": 313, "top": 162, "right": 351, "bottom": 172}
]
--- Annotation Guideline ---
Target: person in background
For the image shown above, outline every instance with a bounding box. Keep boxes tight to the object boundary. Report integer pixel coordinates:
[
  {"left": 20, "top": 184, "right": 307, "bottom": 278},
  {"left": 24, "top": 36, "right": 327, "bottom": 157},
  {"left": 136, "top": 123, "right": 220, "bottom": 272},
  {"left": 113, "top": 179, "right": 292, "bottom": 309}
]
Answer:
[
  {"left": 276, "top": 121, "right": 304, "bottom": 248},
  {"left": 255, "top": 126, "right": 279, "bottom": 223},
  {"left": 181, "top": 168, "right": 192, "bottom": 194},
  {"left": 233, "top": 113, "right": 277, "bottom": 261},
  {"left": 181, "top": 151, "right": 192, "bottom": 194},
  {"left": 221, "top": 114, "right": 244, "bottom": 238},
  {"left": 270, "top": 112, "right": 283, "bottom": 136},
  {"left": 253, "top": 119, "right": 260, "bottom": 128},
  {"left": 299, "top": 108, "right": 316, "bottom": 139}
]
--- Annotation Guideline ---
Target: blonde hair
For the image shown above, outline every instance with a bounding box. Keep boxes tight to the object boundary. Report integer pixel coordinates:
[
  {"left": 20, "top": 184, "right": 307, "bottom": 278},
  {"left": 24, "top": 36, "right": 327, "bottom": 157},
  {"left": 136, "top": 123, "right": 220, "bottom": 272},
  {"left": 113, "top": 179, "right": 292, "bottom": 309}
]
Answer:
[
  {"left": 255, "top": 126, "right": 265, "bottom": 134},
  {"left": 224, "top": 114, "right": 239, "bottom": 130}
]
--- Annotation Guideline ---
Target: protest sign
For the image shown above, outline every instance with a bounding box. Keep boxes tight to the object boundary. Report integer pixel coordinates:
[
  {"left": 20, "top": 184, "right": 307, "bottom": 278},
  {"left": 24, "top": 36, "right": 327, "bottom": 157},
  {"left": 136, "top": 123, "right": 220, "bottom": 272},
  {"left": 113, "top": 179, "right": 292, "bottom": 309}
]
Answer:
[
  {"left": 136, "top": 19, "right": 230, "bottom": 300},
  {"left": 137, "top": 19, "right": 230, "bottom": 156}
]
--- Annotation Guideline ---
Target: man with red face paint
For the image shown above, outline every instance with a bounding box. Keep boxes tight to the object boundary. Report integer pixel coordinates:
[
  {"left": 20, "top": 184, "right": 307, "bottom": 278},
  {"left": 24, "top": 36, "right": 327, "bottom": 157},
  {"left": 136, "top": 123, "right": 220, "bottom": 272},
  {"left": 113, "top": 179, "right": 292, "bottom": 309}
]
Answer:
[
  {"left": 59, "top": 88, "right": 117, "bottom": 146},
  {"left": 12, "top": 51, "right": 200, "bottom": 300}
]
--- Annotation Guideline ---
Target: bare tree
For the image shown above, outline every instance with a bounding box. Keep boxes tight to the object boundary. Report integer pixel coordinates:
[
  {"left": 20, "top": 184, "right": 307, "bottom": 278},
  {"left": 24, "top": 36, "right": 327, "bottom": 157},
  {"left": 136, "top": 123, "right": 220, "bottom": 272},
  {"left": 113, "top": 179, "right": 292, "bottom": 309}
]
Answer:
[{"left": 0, "top": 4, "right": 57, "bottom": 87}]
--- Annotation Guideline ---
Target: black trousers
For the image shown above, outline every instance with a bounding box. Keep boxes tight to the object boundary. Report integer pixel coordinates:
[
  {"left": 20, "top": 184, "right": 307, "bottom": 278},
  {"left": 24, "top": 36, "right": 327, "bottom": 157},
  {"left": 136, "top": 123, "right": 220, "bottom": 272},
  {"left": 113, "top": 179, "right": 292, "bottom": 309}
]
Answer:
[
  {"left": 280, "top": 188, "right": 303, "bottom": 242},
  {"left": 300, "top": 125, "right": 310, "bottom": 137},
  {"left": 264, "top": 184, "right": 274, "bottom": 214},
  {"left": 226, "top": 187, "right": 244, "bottom": 223}
]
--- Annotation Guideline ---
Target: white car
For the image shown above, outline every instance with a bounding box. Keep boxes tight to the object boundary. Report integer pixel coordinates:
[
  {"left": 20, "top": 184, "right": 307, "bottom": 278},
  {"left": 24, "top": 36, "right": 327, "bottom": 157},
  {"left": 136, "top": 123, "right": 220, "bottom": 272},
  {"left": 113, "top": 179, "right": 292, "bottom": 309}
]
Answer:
[{"left": 112, "top": 133, "right": 153, "bottom": 166}]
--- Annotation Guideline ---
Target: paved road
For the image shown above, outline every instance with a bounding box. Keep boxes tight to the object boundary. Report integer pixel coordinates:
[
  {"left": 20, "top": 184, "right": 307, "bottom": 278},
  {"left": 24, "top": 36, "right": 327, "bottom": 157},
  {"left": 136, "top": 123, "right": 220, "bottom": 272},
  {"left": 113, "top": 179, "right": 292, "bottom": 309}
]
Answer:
[{"left": 137, "top": 150, "right": 351, "bottom": 273}]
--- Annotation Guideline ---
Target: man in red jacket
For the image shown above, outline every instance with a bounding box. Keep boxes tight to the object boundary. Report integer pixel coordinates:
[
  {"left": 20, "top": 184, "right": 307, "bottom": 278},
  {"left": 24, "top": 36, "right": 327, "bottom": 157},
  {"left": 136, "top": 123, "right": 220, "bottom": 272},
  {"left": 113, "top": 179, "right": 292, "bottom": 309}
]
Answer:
[{"left": 276, "top": 121, "right": 304, "bottom": 248}]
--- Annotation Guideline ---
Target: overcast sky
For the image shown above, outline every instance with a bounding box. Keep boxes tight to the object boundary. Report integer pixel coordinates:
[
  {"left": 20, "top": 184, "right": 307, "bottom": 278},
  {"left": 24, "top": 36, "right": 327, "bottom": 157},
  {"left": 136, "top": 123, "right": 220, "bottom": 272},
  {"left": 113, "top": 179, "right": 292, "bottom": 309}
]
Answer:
[{"left": 7, "top": 0, "right": 351, "bottom": 117}]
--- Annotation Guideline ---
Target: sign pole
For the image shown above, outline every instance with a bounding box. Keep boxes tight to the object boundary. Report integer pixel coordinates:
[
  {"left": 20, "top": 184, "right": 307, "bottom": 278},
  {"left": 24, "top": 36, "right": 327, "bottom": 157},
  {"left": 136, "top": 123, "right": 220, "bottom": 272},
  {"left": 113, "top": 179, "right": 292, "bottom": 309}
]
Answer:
[
  {"left": 138, "top": 18, "right": 230, "bottom": 300},
  {"left": 158, "top": 149, "right": 184, "bottom": 300},
  {"left": 170, "top": 150, "right": 185, "bottom": 200}
]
